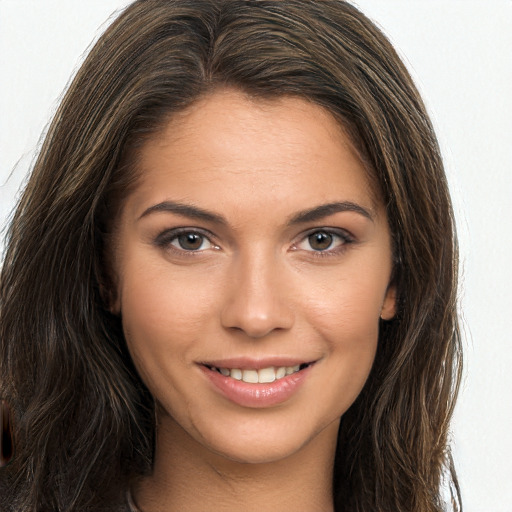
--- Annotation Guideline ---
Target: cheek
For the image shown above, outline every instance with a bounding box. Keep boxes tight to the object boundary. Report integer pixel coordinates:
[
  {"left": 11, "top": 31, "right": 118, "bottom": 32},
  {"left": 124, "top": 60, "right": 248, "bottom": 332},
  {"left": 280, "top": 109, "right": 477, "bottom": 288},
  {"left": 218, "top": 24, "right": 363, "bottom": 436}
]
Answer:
[
  {"left": 118, "top": 260, "right": 227, "bottom": 381},
  {"left": 301, "top": 267, "right": 386, "bottom": 394},
  {"left": 121, "top": 258, "right": 218, "bottom": 327},
  {"left": 304, "top": 267, "right": 385, "bottom": 341}
]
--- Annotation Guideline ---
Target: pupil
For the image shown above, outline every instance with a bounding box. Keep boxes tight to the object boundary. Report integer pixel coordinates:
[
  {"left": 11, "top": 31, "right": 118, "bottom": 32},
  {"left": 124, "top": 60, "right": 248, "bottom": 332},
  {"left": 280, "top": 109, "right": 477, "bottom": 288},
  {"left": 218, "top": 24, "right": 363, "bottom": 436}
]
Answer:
[
  {"left": 178, "top": 233, "right": 202, "bottom": 250},
  {"left": 309, "top": 231, "right": 332, "bottom": 251}
]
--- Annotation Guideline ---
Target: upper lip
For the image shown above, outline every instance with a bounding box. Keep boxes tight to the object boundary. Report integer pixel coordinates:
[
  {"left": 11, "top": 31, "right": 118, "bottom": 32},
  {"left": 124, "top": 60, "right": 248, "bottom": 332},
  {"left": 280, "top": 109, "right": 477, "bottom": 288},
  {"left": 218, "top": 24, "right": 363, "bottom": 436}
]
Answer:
[{"left": 199, "top": 357, "right": 318, "bottom": 370}]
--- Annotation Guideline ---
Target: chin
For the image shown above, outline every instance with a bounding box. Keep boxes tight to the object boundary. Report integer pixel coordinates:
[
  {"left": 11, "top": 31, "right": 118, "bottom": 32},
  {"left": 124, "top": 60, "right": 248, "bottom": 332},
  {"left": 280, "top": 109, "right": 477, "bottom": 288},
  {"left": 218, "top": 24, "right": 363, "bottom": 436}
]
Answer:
[
  {"left": 189, "top": 412, "right": 340, "bottom": 466},
  {"left": 210, "top": 438, "right": 303, "bottom": 465}
]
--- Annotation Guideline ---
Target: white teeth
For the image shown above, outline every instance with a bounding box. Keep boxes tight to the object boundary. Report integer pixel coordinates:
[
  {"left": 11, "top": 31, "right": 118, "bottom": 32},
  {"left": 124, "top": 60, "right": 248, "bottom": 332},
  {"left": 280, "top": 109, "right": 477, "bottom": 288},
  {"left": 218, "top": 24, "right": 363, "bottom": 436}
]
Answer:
[
  {"left": 276, "top": 366, "right": 286, "bottom": 379},
  {"left": 230, "top": 368, "right": 242, "bottom": 380},
  {"left": 285, "top": 365, "right": 299, "bottom": 375},
  {"left": 214, "top": 364, "right": 307, "bottom": 382},
  {"left": 242, "top": 369, "right": 259, "bottom": 383},
  {"left": 258, "top": 367, "right": 276, "bottom": 383}
]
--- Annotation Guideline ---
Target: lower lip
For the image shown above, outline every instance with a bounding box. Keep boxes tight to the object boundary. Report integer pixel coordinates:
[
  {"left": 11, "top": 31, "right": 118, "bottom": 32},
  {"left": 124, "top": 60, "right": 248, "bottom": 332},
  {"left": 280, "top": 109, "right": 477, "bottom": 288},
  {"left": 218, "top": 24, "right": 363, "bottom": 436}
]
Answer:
[{"left": 200, "top": 365, "right": 312, "bottom": 408}]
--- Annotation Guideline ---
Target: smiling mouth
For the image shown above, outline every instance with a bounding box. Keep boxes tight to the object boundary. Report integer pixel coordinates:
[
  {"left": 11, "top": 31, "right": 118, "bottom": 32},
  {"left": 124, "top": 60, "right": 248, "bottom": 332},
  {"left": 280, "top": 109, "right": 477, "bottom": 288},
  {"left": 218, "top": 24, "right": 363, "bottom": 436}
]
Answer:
[{"left": 203, "top": 363, "right": 312, "bottom": 384}]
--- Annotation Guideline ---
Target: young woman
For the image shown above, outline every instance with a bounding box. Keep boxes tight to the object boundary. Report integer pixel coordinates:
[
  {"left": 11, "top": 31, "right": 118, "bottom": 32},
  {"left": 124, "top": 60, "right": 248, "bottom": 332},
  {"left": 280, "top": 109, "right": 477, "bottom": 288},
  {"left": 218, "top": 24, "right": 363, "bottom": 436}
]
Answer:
[{"left": 0, "top": 1, "right": 462, "bottom": 511}]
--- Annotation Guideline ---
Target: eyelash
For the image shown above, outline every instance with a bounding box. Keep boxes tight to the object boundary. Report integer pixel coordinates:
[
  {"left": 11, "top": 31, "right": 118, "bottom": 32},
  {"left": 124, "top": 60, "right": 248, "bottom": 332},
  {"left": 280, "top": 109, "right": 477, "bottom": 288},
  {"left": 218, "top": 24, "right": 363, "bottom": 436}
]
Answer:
[
  {"left": 295, "top": 228, "right": 355, "bottom": 258},
  {"left": 154, "top": 228, "right": 218, "bottom": 256},
  {"left": 153, "top": 227, "right": 355, "bottom": 257}
]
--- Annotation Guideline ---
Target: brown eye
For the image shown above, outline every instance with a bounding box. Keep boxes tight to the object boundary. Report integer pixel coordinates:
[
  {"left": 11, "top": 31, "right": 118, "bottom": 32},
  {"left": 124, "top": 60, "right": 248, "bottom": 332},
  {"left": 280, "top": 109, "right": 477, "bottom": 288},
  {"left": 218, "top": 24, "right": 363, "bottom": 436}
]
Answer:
[
  {"left": 294, "top": 229, "right": 352, "bottom": 255},
  {"left": 308, "top": 231, "right": 334, "bottom": 251},
  {"left": 172, "top": 232, "right": 210, "bottom": 251}
]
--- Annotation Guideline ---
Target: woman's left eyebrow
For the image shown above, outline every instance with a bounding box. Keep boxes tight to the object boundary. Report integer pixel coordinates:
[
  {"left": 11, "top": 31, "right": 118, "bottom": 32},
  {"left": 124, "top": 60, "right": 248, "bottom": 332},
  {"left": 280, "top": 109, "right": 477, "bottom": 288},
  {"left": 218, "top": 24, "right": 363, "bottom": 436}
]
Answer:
[{"left": 288, "top": 201, "right": 374, "bottom": 225}]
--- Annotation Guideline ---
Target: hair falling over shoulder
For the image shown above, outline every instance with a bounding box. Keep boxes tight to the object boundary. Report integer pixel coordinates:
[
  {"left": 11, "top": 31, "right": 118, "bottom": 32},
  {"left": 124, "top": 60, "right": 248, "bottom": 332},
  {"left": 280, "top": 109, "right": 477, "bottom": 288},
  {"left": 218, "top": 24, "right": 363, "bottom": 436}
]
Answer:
[{"left": 0, "top": 1, "right": 462, "bottom": 510}]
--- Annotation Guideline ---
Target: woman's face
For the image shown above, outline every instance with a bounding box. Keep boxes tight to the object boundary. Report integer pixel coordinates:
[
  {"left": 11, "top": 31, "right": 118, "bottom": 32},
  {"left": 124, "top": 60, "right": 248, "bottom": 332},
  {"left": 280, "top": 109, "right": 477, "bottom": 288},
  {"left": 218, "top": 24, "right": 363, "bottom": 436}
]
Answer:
[{"left": 113, "top": 89, "right": 395, "bottom": 464}]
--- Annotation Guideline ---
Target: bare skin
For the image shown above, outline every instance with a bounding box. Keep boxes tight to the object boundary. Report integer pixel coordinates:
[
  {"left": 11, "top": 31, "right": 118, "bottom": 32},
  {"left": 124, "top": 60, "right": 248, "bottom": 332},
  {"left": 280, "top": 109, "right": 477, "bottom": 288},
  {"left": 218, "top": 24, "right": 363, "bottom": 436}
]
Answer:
[
  {"left": 113, "top": 89, "right": 395, "bottom": 512},
  {"left": 133, "top": 407, "right": 339, "bottom": 511}
]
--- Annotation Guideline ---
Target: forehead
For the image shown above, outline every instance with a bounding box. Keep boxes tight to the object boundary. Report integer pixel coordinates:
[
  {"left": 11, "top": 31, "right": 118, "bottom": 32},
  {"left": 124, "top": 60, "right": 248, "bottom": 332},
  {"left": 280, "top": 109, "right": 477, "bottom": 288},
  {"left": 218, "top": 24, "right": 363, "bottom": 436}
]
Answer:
[{"left": 125, "top": 89, "right": 380, "bottom": 220}]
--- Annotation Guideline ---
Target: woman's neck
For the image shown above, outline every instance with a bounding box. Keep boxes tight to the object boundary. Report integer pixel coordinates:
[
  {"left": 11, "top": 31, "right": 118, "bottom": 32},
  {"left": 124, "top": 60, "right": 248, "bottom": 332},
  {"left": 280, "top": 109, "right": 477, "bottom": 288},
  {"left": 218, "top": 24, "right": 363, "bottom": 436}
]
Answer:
[{"left": 132, "top": 416, "right": 338, "bottom": 512}]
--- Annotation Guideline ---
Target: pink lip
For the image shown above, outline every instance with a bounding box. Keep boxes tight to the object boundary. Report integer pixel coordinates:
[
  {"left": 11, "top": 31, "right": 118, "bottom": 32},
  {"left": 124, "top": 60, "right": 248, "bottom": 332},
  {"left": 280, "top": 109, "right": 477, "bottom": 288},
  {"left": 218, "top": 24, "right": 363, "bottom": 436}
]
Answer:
[{"left": 199, "top": 363, "right": 313, "bottom": 408}]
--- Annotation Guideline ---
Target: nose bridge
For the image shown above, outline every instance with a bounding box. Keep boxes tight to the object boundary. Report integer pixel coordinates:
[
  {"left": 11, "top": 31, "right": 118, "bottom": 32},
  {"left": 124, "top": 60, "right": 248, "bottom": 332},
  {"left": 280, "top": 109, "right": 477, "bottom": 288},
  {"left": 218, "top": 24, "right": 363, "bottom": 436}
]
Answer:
[{"left": 220, "top": 245, "right": 294, "bottom": 338}]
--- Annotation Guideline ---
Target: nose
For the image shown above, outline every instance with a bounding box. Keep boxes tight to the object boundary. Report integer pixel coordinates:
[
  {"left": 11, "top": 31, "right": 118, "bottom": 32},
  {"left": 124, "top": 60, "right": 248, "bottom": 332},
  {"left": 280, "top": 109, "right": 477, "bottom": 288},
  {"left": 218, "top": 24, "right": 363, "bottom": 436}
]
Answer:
[{"left": 220, "top": 251, "right": 294, "bottom": 339}]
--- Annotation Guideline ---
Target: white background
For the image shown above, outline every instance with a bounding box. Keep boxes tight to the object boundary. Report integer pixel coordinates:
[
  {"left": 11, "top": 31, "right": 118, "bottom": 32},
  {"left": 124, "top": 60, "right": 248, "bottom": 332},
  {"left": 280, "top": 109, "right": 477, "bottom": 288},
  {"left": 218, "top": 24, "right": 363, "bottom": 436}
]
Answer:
[{"left": 1, "top": 1, "right": 511, "bottom": 510}]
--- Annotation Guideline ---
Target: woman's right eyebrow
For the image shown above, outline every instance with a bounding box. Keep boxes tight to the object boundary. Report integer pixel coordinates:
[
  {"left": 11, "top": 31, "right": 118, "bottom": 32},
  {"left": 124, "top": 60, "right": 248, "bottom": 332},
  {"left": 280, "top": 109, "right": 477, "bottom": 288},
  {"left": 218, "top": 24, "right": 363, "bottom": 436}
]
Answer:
[{"left": 138, "top": 201, "right": 227, "bottom": 225}]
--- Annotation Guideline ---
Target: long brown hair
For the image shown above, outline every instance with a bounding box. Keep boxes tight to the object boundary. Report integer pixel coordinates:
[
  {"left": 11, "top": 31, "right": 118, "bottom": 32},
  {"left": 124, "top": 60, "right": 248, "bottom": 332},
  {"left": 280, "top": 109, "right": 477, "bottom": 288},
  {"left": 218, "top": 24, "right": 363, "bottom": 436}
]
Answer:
[{"left": 0, "top": 1, "right": 462, "bottom": 510}]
